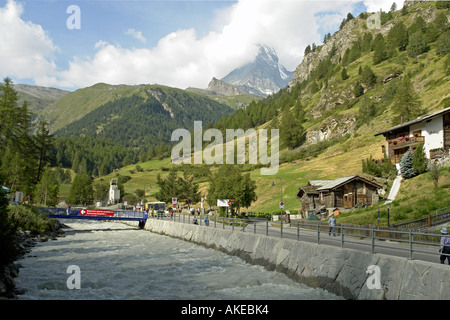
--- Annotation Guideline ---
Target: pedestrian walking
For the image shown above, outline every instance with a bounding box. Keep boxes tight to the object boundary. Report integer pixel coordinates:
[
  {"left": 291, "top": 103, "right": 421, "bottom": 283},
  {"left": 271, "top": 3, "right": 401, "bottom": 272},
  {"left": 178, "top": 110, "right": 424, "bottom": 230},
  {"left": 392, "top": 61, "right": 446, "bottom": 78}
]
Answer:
[
  {"left": 439, "top": 227, "right": 450, "bottom": 265},
  {"left": 328, "top": 214, "right": 336, "bottom": 236},
  {"left": 204, "top": 216, "right": 209, "bottom": 226}
]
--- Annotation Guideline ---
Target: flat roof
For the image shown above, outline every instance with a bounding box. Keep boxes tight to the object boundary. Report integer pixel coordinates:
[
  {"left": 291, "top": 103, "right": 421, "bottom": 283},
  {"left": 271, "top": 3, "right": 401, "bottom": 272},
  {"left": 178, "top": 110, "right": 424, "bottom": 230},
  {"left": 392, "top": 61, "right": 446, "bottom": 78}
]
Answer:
[{"left": 374, "top": 106, "right": 450, "bottom": 136}]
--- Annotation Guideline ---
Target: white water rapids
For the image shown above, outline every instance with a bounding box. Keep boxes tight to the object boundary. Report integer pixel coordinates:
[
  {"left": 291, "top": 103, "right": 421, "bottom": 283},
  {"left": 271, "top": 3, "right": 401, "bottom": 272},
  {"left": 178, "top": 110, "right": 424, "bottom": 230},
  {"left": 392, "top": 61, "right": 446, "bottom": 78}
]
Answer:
[{"left": 15, "top": 219, "right": 343, "bottom": 300}]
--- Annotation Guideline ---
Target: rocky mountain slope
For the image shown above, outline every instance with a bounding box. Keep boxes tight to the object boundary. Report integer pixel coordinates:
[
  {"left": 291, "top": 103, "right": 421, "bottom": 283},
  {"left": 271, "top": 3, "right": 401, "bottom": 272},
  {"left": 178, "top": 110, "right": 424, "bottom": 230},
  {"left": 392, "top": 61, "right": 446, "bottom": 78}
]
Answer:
[{"left": 13, "top": 84, "right": 69, "bottom": 127}]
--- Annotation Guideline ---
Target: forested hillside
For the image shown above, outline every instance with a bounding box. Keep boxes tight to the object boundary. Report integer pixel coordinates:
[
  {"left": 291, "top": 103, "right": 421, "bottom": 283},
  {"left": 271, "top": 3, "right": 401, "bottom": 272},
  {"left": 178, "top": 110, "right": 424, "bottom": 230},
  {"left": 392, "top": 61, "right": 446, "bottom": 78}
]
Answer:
[{"left": 50, "top": 85, "right": 234, "bottom": 175}]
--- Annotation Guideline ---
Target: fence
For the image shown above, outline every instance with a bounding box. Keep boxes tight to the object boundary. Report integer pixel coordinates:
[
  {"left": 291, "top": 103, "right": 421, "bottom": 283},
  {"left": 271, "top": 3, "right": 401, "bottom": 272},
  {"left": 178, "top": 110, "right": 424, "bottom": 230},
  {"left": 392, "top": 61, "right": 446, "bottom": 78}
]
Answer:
[
  {"left": 41, "top": 206, "right": 449, "bottom": 264},
  {"left": 390, "top": 206, "right": 450, "bottom": 231},
  {"left": 148, "top": 213, "right": 449, "bottom": 264}
]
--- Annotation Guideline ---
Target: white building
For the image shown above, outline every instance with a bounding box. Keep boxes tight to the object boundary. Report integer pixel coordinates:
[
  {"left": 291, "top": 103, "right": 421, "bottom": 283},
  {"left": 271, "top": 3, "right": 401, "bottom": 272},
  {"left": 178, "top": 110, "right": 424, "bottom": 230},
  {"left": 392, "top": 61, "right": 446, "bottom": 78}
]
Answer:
[
  {"left": 109, "top": 178, "right": 120, "bottom": 204},
  {"left": 375, "top": 106, "right": 450, "bottom": 163}
]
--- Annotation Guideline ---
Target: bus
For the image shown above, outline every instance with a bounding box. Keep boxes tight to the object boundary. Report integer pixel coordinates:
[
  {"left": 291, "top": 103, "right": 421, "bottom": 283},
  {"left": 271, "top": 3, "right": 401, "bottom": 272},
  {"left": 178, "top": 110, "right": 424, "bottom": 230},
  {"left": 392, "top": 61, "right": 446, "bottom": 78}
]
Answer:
[{"left": 146, "top": 201, "right": 166, "bottom": 217}]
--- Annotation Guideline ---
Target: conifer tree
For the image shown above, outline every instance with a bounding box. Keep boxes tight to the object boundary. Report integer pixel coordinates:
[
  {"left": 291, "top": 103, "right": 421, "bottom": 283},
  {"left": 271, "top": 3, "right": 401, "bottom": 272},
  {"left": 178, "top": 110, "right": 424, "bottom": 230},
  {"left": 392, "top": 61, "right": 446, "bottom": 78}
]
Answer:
[
  {"left": 280, "top": 108, "right": 304, "bottom": 150},
  {"left": 392, "top": 76, "right": 424, "bottom": 124},
  {"left": 34, "top": 120, "right": 54, "bottom": 182},
  {"left": 412, "top": 144, "right": 427, "bottom": 174},
  {"left": 360, "top": 65, "right": 377, "bottom": 88},
  {"left": 387, "top": 21, "right": 408, "bottom": 51},
  {"left": 354, "top": 81, "right": 364, "bottom": 97},
  {"left": 34, "top": 167, "right": 60, "bottom": 206},
  {"left": 68, "top": 174, "right": 94, "bottom": 205},
  {"left": 373, "top": 33, "right": 387, "bottom": 64},
  {"left": 341, "top": 67, "right": 349, "bottom": 80},
  {"left": 400, "top": 148, "right": 415, "bottom": 179},
  {"left": 407, "top": 31, "right": 428, "bottom": 57}
]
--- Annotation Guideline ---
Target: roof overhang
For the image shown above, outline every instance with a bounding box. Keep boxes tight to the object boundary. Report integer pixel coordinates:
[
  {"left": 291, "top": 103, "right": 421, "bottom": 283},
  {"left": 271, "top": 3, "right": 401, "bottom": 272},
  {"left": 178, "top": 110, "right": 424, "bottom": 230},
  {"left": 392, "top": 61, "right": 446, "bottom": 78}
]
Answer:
[{"left": 374, "top": 106, "right": 450, "bottom": 137}]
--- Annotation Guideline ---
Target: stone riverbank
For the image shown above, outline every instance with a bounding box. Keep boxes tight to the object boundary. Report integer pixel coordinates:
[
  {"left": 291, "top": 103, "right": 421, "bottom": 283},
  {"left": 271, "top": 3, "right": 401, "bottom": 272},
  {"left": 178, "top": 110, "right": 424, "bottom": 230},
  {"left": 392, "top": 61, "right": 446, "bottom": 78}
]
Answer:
[
  {"left": 127, "top": 218, "right": 450, "bottom": 300},
  {"left": 0, "top": 221, "right": 66, "bottom": 299}
]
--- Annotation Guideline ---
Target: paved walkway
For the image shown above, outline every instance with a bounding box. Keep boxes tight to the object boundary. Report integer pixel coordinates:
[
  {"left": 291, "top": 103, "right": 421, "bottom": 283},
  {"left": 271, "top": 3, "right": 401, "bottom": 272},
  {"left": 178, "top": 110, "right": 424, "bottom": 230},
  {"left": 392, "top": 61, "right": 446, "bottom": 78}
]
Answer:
[{"left": 166, "top": 215, "right": 446, "bottom": 266}]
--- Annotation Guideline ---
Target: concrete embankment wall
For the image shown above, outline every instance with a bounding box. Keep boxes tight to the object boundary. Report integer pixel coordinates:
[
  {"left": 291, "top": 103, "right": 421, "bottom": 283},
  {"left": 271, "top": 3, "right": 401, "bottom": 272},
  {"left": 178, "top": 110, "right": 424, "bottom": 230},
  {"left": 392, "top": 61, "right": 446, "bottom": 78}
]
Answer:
[{"left": 127, "top": 219, "right": 450, "bottom": 300}]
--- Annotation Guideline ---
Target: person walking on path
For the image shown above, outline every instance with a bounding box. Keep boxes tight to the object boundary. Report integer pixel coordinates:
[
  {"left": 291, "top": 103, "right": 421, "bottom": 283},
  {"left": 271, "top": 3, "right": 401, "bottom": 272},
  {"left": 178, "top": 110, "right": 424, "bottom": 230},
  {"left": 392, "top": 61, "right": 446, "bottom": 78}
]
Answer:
[
  {"left": 439, "top": 227, "right": 450, "bottom": 265},
  {"left": 328, "top": 214, "right": 336, "bottom": 237}
]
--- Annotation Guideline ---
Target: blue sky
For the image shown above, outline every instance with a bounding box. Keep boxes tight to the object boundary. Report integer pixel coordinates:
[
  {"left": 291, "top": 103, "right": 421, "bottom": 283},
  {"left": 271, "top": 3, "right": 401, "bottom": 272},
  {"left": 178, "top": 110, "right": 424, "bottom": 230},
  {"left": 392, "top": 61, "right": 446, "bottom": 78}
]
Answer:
[{"left": 0, "top": 0, "right": 403, "bottom": 91}]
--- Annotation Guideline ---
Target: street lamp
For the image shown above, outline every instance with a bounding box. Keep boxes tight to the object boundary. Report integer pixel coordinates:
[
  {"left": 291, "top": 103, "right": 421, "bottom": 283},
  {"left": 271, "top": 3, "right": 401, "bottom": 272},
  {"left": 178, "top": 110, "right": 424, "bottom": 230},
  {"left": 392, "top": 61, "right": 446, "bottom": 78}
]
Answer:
[{"left": 387, "top": 205, "right": 390, "bottom": 227}]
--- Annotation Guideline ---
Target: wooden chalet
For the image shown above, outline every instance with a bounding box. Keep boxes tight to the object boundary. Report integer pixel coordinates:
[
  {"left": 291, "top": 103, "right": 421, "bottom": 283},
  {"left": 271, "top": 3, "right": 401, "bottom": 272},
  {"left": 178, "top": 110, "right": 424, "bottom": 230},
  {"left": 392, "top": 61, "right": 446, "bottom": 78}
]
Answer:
[
  {"left": 375, "top": 107, "right": 450, "bottom": 164},
  {"left": 296, "top": 175, "right": 383, "bottom": 215}
]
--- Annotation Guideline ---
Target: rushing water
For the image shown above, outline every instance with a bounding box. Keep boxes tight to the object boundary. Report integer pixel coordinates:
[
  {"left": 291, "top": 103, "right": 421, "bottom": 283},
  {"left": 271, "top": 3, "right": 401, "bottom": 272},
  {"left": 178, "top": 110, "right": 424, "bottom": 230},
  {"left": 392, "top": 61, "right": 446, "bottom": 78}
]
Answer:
[{"left": 15, "top": 219, "right": 343, "bottom": 300}]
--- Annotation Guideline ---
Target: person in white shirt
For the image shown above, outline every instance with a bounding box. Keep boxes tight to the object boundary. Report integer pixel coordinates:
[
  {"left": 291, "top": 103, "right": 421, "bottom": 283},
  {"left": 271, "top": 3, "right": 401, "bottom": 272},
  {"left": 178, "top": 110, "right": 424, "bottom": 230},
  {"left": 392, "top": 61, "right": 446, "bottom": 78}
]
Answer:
[
  {"left": 439, "top": 227, "right": 450, "bottom": 265},
  {"left": 328, "top": 214, "right": 336, "bottom": 237}
]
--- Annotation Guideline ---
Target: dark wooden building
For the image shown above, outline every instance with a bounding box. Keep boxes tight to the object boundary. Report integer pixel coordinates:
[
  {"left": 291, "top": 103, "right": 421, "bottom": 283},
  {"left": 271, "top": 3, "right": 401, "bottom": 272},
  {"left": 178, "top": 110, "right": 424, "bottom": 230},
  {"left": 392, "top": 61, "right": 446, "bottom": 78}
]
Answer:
[{"left": 296, "top": 175, "right": 383, "bottom": 215}]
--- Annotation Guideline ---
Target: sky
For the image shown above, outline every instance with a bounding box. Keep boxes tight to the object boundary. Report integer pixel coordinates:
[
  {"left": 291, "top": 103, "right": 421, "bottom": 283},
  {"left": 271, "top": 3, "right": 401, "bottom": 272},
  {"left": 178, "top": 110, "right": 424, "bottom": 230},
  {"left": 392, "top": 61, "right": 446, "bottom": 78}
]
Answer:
[{"left": 0, "top": 0, "right": 405, "bottom": 91}]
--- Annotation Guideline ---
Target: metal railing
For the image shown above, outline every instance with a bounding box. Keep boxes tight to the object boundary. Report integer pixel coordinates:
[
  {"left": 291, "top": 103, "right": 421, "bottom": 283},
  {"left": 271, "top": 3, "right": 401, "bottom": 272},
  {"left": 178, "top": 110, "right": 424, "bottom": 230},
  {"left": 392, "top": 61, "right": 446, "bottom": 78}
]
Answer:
[
  {"left": 40, "top": 207, "right": 148, "bottom": 220},
  {"left": 148, "top": 213, "right": 449, "bottom": 265},
  {"left": 41, "top": 206, "right": 449, "bottom": 264},
  {"left": 390, "top": 207, "right": 450, "bottom": 231}
]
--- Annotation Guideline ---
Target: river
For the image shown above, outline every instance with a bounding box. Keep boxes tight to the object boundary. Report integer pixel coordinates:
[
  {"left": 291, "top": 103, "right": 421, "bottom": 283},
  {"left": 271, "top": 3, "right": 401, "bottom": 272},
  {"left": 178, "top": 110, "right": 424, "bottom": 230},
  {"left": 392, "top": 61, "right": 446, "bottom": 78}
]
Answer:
[{"left": 15, "top": 219, "right": 343, "bottom": 300}]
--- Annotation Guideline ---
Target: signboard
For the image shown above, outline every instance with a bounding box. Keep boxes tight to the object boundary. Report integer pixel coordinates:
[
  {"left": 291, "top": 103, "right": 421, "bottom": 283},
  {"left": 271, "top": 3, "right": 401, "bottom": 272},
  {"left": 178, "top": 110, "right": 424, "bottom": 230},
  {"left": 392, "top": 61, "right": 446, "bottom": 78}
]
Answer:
[
  {"left": 217, "top": 199, "right": 230, "bottom": 207},
  {"left": 172, "top": 197, "right": 177, "bottom": 204},
  {"left": 279, "top": 201, "right": 284, "bottom": 208},
  {"left": 80, "top": 209, "right": 114, "bottom": 217}
]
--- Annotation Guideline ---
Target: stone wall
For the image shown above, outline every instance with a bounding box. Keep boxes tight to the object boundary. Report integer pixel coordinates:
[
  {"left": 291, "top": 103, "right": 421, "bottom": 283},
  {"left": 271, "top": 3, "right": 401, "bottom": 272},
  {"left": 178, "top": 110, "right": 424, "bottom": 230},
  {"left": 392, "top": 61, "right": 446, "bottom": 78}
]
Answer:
[{"left": 132, "top": 219, "right": 450, "bottom": 300}]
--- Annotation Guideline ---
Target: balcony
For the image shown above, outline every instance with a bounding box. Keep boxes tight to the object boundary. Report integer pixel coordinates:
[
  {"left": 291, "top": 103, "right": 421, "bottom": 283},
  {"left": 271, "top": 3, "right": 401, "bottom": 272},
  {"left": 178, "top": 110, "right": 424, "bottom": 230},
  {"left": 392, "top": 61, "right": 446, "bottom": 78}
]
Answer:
[
  {"left": 386, "top": 136, "right": 425, "bottom": 163},
  {"left": 388, "top": 136, "right": 425, "bottom": 150}
]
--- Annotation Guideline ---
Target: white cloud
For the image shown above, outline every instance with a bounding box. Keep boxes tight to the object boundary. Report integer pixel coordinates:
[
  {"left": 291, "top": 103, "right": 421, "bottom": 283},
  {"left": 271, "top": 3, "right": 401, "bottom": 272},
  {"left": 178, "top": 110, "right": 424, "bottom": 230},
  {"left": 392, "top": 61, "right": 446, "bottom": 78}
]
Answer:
[
  {"left": 364, "top": 0, "right": 405, "bottom": 12},
  {"left": 125, "top": 28, "right": 147, "bottom": 43},
  {"left": 1, "top": 0, "right": 362, "bottom": 90},
  {"left": 0, "top": 0, "right": 58, "bottom": 84},
  {"left": 52, "top": 0, "right": 356, "bottom": 90}
]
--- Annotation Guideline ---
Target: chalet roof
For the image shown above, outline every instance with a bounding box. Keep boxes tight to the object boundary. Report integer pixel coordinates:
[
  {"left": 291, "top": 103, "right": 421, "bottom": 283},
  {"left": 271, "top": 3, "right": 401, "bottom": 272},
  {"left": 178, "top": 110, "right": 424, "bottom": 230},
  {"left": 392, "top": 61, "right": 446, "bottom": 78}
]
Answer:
[
  {"left": 374, "top": 106, "right": 450, "bottom": 137},
  {"left": 297, "top": 175, "right": 382, "bottom": 198},
  {"left": 316, "top": 175, "right": 359, "bottom": 191},
  {"left": 297, "top": 186, "right": 320, "bottom": 196}
]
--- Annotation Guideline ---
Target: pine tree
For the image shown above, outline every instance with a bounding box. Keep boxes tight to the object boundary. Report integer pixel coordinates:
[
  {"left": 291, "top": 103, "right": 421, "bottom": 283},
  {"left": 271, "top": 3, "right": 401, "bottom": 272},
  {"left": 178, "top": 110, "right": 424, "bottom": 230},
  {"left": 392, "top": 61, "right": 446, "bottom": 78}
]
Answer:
[
  {"left": 341, "top": 67, "right": 349, "bottom": 80},
  {"left": 34, "top": 167, "right": 59, "bottom": 206},
  {"left": 178, "top": 172, "right": 202, "bottom": 209},
  {"left": 68, "top": 174, "right": 94, "bottom": 205},
  {"left": 412, "top": 144, "right": 427, "bottom": 174},
  {"left": 400, "top": 148, "right": 415, "bottom": 179},
  {"left": 392, "top": 76, "right": 424, "bottom": 124},
  {"left": 280, "top": 109, "right": 304, "bottom": 150},
  {"left": 373, "top": 33, "right": 387, "bottom": 64},
  {"left": 360, "top": 65, "right": 377, "bottom": 88},
  {"left": 269, "top": 114, "right": 279, "bottom": 130},
  {"left": 354, "top": 81, "right": 364, "bottom": 97},
  {"left": 436, "top": 30, "right": 450, "bottom": 56},
  {"left": 34, "top": 120, "right": 54, "bottom": 182},
  {"left": 0, "top": 77, "right": 20, "bottom": 146},
  {"left": 361, "top": 32, "right": 373, "bottom": 52},
  {"left": 407, "top": 31, "right": 428, "bottom": 57},
  {"left": 387, "top": 21, "right": 408, "bottom": 51}
]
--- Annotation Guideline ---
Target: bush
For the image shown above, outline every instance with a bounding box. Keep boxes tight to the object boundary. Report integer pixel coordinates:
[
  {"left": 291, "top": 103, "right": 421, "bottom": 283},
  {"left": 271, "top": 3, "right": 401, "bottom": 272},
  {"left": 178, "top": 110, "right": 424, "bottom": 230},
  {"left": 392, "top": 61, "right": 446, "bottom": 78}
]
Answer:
[{"left": 362, "top": 156, "right": 397, "bottom": 178}]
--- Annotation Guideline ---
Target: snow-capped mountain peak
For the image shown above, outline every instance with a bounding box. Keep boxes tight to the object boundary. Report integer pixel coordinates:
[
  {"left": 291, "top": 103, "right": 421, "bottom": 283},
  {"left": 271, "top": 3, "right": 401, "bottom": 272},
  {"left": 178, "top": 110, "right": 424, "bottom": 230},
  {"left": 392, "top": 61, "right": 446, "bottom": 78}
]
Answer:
[{"left": 221, "top": 44, "right": 293, "bottom": 97}]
